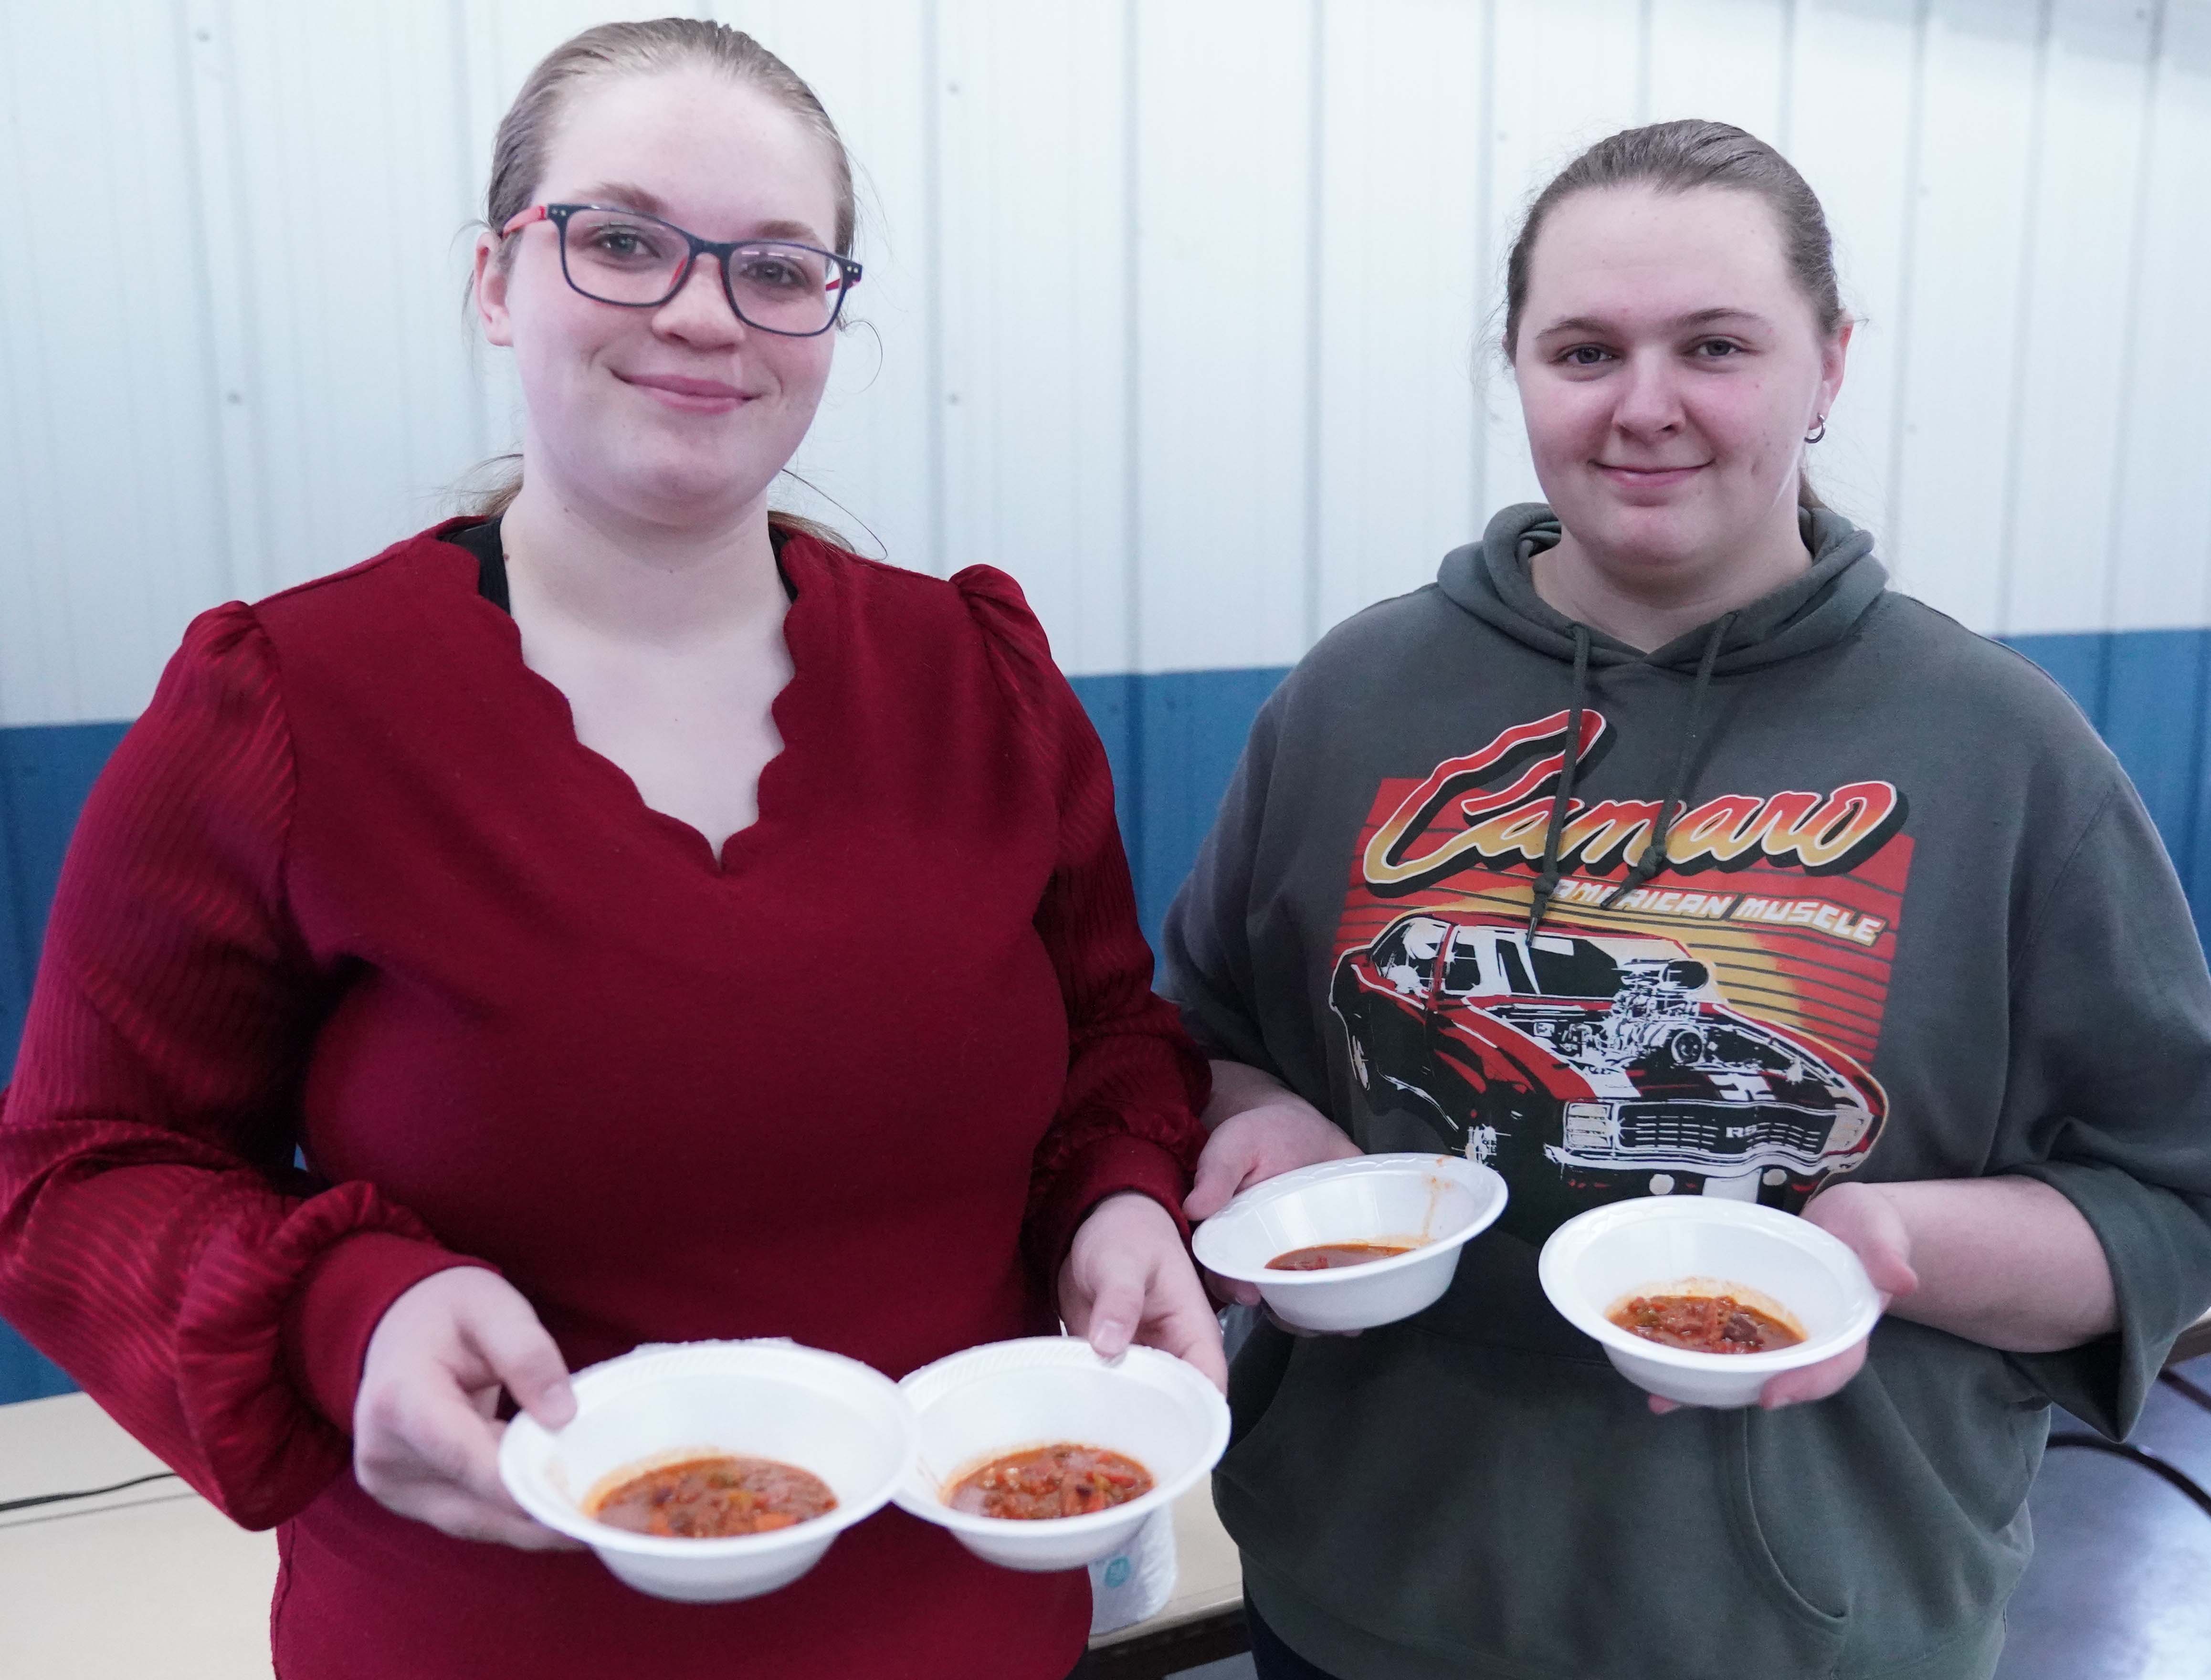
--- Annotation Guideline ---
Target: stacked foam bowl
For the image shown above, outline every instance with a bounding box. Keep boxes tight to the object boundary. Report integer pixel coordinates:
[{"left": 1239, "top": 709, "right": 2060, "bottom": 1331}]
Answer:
[{"left": 499, "top": 1334, "right": 1230, "bottom": 1599}]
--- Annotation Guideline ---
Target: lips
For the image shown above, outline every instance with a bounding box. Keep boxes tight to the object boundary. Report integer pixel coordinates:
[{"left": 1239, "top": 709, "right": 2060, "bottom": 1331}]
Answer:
[
  {"left": 1594, "top": 462, "right": 1708, "bottom": 492},
  {"left": 617, "top": 371, "right": 755, "bottom": 413}
]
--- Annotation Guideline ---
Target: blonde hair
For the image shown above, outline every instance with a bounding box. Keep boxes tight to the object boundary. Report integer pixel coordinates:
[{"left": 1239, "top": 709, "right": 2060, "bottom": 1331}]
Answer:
[{"left": 468, "top": 18, "right": 855, "bottom": 545}]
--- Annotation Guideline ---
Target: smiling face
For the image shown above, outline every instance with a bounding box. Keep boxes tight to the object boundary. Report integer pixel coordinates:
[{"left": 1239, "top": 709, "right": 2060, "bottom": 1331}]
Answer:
[
  {"left": 1512, "top": 185, "right": 1848, "bottom": 588},
  {"left": 474, "top": 66, "right": 842, "bottom": 530}
]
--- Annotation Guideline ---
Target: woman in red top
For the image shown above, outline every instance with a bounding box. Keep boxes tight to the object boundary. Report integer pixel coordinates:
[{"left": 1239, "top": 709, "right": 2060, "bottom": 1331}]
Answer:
[{"left": 0, "top": 21, "right": 1218, "bottom": 1680}]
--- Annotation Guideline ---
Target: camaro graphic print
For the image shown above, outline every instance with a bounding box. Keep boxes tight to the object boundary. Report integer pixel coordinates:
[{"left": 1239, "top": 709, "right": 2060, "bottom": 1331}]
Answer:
[{"left": 1331, "top": 708, "right": 1906, "bottom": 1237}]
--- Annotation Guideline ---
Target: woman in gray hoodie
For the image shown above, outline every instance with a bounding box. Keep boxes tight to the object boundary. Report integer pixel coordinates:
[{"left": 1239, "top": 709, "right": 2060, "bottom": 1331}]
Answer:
[{"left": 1163, "top": 119, "right": 2211, "bottom": 1680}]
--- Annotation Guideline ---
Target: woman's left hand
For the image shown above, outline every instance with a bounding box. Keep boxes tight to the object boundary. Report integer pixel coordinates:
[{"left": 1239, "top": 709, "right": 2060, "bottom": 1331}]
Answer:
[
  {"left": 1059, "top": 1191, "right": 1229, "bottom": 1392},
  {"left": 1647, "top": 1180, "right": 1921, "bottom": 1416}
]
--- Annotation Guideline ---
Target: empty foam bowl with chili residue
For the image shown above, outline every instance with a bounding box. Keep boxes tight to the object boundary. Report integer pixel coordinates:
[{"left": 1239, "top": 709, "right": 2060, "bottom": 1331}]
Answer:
[
  {"left": 1537, "top": 1196, "right": 1883, "bottom": 1408},
  {"left": 890, "top": 1337, "right": 1230, "bottom": 1573},
  {"left": 496, "top": 1339, "right": 915, "bottom": 1602},
  {"left": 1192, "top": 1153, "right": 1509, "bottom": 1333}
]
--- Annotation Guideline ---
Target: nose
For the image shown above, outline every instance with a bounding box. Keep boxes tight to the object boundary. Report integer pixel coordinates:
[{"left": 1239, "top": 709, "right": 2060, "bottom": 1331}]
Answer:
[
  {"left": 652, "top": 252, "right": 747, "bottom": 347},
  {"left": 1609, "top": 348, "right": 1685, "bottom": 440}
]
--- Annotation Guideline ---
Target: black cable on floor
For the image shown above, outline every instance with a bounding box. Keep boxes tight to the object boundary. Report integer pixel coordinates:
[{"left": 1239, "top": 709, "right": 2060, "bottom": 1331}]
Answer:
[
  {"left": 2159, "top": 1367, "right": 2211, "bottom": 1417},
  {"left": 2046, "top": 1434, "right": 2211, "bottom": 1521},
  {"left": 0, "top": 1470, "right": 179, "bottom": 1515}
]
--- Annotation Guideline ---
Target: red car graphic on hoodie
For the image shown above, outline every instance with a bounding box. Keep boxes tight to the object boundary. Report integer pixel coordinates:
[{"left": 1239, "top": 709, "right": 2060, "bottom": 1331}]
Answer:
[{"left": 1329, "top": 910, "right": 1885, "bottom": 1214}]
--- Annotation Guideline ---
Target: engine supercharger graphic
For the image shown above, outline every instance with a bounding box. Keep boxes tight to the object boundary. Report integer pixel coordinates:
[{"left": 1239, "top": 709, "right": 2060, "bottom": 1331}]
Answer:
[{"left": 1330, "top": 708, "right": 1907, "bottom": 1236}]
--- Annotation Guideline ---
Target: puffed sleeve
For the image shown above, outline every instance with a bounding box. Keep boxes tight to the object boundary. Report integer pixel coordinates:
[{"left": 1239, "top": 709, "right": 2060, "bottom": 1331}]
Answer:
[
  {"left": 953, "top": 567, "right": 1210, "bottom": 1279},
  {"left": 1991, "top": 780, "right": 2211, "bottom": 1436},
  {"left": 0, "top": 605, "right": 482, "bottom": 1527}
]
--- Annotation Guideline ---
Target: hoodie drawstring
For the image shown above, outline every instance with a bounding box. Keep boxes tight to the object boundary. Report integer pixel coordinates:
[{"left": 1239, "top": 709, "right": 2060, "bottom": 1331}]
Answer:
[
  {"left": 1527, "top": 625, "right": 1592, "bottom": 934},
  {"left": 1594, "top": 611, "right": 1736, "bottom": 914}
]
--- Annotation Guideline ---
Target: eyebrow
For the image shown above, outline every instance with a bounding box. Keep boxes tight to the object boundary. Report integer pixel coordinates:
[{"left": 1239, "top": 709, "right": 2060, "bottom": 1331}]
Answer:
[
  {"left": 568, "top": 183, "right": 825, "bottom": 246},
  {"left": 1536, "top": 306, "right": 1771, "bottom": 338},
  {"left": 571, "top": 181, "right": 670, "bottom": 216}
]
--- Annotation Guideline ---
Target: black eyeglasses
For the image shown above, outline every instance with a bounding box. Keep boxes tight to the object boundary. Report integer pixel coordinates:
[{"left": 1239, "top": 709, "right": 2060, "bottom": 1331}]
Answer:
[{"left": 501, "top": 203, "right": 862, "bottom": 337}]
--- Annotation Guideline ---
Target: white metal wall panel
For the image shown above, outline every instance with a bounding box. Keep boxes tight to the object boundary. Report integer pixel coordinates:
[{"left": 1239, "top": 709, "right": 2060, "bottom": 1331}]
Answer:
[
  {"left": 0, "top": 0, "right": 231, "bottom": 727},
  {"left": 2000, "top": 0, "right": 2155, "bottom": 639},
  {"left": 1129, "top": 0, "right": 1316, "bottom": 674},
  {"left": 1787, "top": 0, "right": 1922, "bottom": 555},
  {"left": 935, "top": 0, "right": 1132, "bottom": 672},
  {"left": 1481, "top": 0, "right": 1645, "bottom": 518},
  {"left": 6, "top": 0, "right": 2211, "bottom": 722},
  {"left": 1885, "top": 0, "right": 2042, "bottom": 632},
  {"left": 716, "top": 0, "right": 940, "bottom": 578},
  {"left": 2105, "top": 0, "right": 2211, "bottom": 634},
  {"left": 1647, "top": 0, "right": 1788, "bottom": 142},
  {"left": 214, "top": 0, "right": 483, "bottom": 596},
  {"left": 1311, "top": 0, "right": 1489, "bottom": 634}
]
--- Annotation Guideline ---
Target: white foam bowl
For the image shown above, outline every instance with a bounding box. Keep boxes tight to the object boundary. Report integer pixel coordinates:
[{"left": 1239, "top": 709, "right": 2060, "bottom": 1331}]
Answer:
[
  {"left": 1191, "top": 1154, "right": 1508, "bottom": 1333},
  {"left": 498, "top": 1340, "right": 915, "bottom": 1602},
  {"left": 1538, "top": 1197, "right": 1883, "bottom": 1407},
  {"left": 890, "top": 1337, "right": 1229, "bottom": 1573}
]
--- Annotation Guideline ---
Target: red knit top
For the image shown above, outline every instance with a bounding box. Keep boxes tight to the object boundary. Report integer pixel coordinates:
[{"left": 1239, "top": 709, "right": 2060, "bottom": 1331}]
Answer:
[{"left": 0, "top": 521, "right": 1208, "bottom": 1680}]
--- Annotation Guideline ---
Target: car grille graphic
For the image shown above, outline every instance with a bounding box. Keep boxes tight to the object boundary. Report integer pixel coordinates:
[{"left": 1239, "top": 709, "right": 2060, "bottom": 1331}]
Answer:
[{"left": 1616, "top": 1104, "right": 1832, "bottom": 1157}]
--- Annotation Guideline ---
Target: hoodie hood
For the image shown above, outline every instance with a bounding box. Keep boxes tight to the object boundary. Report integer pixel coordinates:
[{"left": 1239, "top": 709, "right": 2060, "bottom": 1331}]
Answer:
[
  {"left": 1437, "top": 502, "right": 1887, "bottom": 674},
  {"left": 1432, "top": 504, "right": 1891, "bottom": 932}
]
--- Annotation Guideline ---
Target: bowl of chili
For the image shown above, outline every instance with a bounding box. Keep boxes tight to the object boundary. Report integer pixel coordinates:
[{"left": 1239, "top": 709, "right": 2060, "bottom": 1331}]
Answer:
[
  {"left": 1191, "top": 1153, "right": 1509, "bottom": 1332},
  {"left": 497, "top": 1339, "right": 916, "bottom": 1602},
  {"left": 1537, "top": 1196, "right": 1883, "bottom": 1407},
  {"left": 890, "top": 1337, "right": 1230, "bottom": 1572}
]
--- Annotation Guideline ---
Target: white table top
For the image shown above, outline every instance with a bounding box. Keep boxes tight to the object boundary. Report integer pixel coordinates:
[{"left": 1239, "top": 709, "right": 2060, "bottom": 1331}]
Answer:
[
  {"left": 0, "top": 1391, "right": 1242, "bottom": 1673},
  {"left": 0, "top": 1393, "right": 279, "bottom": 1679}
]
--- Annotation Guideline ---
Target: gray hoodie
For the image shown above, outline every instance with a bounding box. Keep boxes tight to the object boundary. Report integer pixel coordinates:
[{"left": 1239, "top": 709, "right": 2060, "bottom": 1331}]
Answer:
[{"left": 1161, "top": 504, "right": 2211, "bottom": 1680}]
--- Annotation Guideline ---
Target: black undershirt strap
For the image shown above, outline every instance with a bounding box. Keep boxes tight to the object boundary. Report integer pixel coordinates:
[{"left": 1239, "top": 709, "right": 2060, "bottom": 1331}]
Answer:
[
  {"left": 447, "top": 515, "right": 508, "bottom": 611},
  {"left": 449, "top": 515, "right": 795, "bottom": 615}
]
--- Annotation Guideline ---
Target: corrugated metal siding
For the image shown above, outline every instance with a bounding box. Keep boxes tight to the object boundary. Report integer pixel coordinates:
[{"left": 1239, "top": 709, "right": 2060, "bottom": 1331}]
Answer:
[
  {"left": 5, "top": 0, "right": 2211, "bottom": 1401},
  {"left": 6, "top": 0, "right": 2210, "bottom": 720}
]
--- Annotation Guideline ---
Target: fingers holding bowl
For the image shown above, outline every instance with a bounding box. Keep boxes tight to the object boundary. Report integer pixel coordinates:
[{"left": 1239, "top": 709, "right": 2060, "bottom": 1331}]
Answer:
[{"left": 496, "top": 1342, "right": 916, "bottom": 1604}]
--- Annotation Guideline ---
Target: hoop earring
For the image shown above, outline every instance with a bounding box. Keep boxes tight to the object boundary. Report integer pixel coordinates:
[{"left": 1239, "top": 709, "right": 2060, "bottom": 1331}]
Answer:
[{"left": 1805, "top": 415, "right": 1828, "bottom": 444}]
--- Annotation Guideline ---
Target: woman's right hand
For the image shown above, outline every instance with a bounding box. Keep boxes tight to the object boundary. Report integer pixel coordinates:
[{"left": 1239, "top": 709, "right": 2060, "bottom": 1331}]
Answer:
[
  {"left": 353, "top": 1267, "right": 582, "bottom": 1550},
  {"left": 1183, "top": 1066, "right": 1363, "bottom": 1308}
]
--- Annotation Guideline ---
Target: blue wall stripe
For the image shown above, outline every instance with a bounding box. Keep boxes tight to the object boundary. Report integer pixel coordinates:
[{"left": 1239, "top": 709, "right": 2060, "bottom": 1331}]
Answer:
[
  {"left": 0, "top": 1314, "right": 78, "bottom": 1404},
  {"left": 1, "top": 721, "right": 129, "bottom": 1404},
  {"left": 2090, "top": 630, "right": 2210, "bottom": 874},
  {"left": 2004, "top": 631, "right": 2111, "bottom": 725},
  {"left": 2007, "top": 630, "right": 2211, "bottom": 954},
  {"left": 6, "top": 630, "right": 2211, "bottom": 1403},
  {"left": 1072, "top": 667, "right": 1294, "bottom": 945},
  {"left": 1066, "top": 672, "right": 1140, "bottom": 872},
  {"left": 2, "top": 722, "right": 131, "bottom": 1077}
]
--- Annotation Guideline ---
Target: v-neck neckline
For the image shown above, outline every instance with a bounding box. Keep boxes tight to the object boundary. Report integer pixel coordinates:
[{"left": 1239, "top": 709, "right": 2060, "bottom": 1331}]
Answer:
[{"left": 444, "top": 516, "right": 811, "bottom": 878}]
